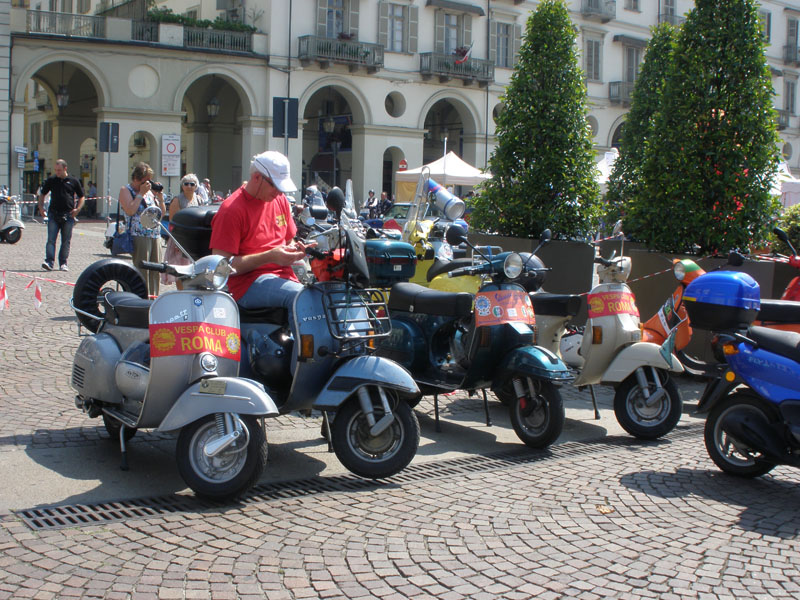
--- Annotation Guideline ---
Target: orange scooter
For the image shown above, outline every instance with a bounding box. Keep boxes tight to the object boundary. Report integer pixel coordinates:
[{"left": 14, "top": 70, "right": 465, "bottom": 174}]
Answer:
[{"left": 750, "top": 227, "right": 800, "bottom": 334}]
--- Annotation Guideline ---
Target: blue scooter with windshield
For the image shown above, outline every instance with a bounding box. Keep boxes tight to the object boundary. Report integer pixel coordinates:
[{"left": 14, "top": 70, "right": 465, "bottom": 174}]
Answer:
[
  {"left": 683, "top": 271, "right": 800, "bottom": 477},
  {"left": 378, "top": 225, "right": 573, "bottom": 448}
]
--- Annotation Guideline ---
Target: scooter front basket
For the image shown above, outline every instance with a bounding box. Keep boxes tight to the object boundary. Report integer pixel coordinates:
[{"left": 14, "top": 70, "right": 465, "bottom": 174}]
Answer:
[{"left": 321, "top": 284, "right": 392, "bottom": 352}]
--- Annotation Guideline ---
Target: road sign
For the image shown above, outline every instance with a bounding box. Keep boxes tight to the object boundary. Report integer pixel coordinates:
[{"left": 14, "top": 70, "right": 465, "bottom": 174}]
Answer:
[
  {"left": 272, "top": 97, "right": 299, "bottom": 138},
  {"left": 98, "top": 122, "right": 120, "bottom": 153},
  {"left": 17, "top": 154, "right": 25, "bottom": 169},
  {"left": 398, "top": 159, "right": 408, "bottom": 171},
  {"left": 161, "top": 134, "right": 181, "bottom": 177},
  {"left": 14, "top": 145, "right": 27, "bottom": 155}
]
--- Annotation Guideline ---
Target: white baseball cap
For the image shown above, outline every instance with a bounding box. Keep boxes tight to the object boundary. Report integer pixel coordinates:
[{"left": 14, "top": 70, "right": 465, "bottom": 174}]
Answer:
[{"left": 252, "top": 151, "right": 297, "bottom": 193}]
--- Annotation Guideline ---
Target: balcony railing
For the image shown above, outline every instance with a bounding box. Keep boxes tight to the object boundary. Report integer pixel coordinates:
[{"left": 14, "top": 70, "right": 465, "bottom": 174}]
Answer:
[
  {"left": 776, "top": 109, "right": 790, "bottom": 130},
  {"left": 582, "top": 0, "right": 616, "bottom": 23},
  {"left": 658, "top": 13, "right": 686, "bottom": 26},
  {"left": 609, "top": 81, "right": 635, "bottom": 105},
  {"left": 420, "top": 53, "right": 494, "bottom": 85},
  {"left": 184, "top": 26, "right": 253, "bottom": 53},
  {"left": 26, "top": 10, "right": 105, "bottom": 38},
  {"left": 298, "top": 35, "right": 384, "bottom": 72},
  {"left": 784, "top": 45, "right": 800, "bottom": 65},
  {"left": 132, "top": 20, "right": 158, "bottom": 43}
]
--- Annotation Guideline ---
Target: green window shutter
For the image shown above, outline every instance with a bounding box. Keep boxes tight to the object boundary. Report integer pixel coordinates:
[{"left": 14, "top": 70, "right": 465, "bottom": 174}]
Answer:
[
  {"left": 513, "top": 24, "right": 522, "bottom": 64},
  {"left": 463, "top": 14, "right": 472, "bottom": 47},
  {"left": 349, "top": 0, "right": 359, "bottom": 39},
  {"left": 435, "top": 10, "right": 445, "bottom": 53},
  {"left": 489, "top": 20, "right": 497, "bottom": 64},
  {"left": 408, "top": 5, "right": 418, "bottom": 53},
  {"left": 317, "top": 0, "right": 327, "bottom": 37},
  {"left": 378, "top": 1, "right": 389, "bottom": 47}
]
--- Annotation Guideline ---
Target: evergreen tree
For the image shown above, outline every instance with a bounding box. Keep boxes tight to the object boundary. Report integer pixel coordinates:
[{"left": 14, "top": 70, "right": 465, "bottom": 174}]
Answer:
[
  {"left": 629, "top": 0, "right": 780, "bottom": 253},
  {"left": 471, "top": 0, "right": 600, "bottom": 239},
  {"left": 606, "top": 24, "right": 677, "bottom": 221}
]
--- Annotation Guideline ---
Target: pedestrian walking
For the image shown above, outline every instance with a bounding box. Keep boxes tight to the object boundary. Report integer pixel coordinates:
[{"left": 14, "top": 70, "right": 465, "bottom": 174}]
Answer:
[
  {"left": 118, "top": 162, "right": 166, "bottom": 297},
  {"left": 38, "top": 159, "right": 85, "bottom": 271}
]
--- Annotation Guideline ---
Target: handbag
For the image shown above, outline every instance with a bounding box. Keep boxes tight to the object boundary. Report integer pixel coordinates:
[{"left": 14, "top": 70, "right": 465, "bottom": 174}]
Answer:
[{"left": 111, "top": 218, "right": 134, "bottom": 256}]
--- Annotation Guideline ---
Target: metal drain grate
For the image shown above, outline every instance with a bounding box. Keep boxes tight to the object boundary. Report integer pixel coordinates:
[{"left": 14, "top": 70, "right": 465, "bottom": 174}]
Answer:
[{"left": 15, "top": 425, "right": 700, "bottom": 531}]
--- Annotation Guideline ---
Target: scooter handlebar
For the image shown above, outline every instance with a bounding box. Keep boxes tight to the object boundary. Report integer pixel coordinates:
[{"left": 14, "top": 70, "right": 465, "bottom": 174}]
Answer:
[
  {"left": 594, "top": 256, "right": 613, "bottom": 266},
  {"left": 141, "top": 261, "right": 167, "bottom": 272}
]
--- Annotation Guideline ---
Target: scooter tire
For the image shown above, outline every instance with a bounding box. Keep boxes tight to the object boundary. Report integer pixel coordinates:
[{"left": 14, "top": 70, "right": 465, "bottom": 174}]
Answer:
[
  {"left": 72, "top": 258, "right": 147, "bottom": 333},
  {"left": 176, "top": 414, "right": 267, "bottom": 502},
  {"left": 3, "top": 227, "right": 21, "bottom": 244},
  {"left": 704, "top": 393, "right": 778, "bottom": 478},
  {"left": 331, "top": 395, "right": 419, "bottom": 479},
  {"left": 508, "top": 379, "right": 565, "bottom": 449},
  {"left": 614, "top": 370, "right": 682, "bottom": 440}
]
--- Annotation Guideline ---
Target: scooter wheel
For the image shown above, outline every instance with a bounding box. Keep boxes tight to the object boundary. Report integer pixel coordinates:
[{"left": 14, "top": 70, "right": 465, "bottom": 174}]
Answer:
[
  {"left": 331, "top": 393, "right": 420, "bottom": 479},
  {"left": 704, "top": 393, "right": 778, "bottom": 478},
  {"left": 72, "top": 258, "right": 147, "bottom": 333},
  {"left": 3, "top": 227, "right": 21, "bottom": 244},
  {"left": 508, "top": 379, "right": 565, "bottom": 449},
  {"left": 176, "top": 414, "right": 268, "bottom": 501},
  {"left": 614, "top": 370, "right": 682, "bottom": 439}
]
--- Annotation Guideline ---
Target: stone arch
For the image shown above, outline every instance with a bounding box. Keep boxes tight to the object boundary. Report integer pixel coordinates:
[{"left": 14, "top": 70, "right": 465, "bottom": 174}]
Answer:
[
  {"left": 171, "top": 65, "right": 257, "bottom": 117},
  {"left": 418, "top": 90, "right": 482, "bottom": 135},
  {"left": 12, "top": 51, "right": 110, "bottom": 107},
  {"left": 608, "top": 114, "right": 627, "bottom": 149},
  {"left": 299, "top": 76, "right": 370, "bottom": 125}
]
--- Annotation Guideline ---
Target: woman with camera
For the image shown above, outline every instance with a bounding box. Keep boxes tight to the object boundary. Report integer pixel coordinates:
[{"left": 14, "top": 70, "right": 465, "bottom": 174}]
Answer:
[{"left": 119, "top": 162, "right": 166, "bottom": 297}]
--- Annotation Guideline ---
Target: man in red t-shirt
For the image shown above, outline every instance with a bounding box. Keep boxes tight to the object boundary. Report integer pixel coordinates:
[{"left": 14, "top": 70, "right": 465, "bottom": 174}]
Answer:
[{"left": 210, "top": 151, "right": 311, "bottom": 317}]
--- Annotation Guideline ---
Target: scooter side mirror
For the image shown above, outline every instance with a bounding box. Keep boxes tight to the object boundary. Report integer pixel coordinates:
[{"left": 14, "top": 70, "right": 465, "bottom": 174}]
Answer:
[
  {"left": 326, "top": 187, "right": 346, "bottom": 218},
  {"left": 774, "top": 226, "right": 798, "bottom": 255},
  {"left": 540, "top": 229, "right": 552, "bottom": 245},
  {"left": 140, "top": 205, "right": 163, "bottom": 230},
  {"left": 612, "top": 220, "right": 624, "bottom": 237},
  {"left": 445, "top": 224, "right": 467, "bottom": 247},
  {"left": 727, "top": 250, "right": 745, "bottom": 267}
]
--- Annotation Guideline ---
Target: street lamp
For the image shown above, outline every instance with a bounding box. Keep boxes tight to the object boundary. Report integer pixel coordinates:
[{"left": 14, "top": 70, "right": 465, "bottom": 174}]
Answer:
[
  {"left": 56, "top": 62, "right": 69, "bottom": 109},
  {"left": 206, "top": 96, "right": 220, "bottom": 118},
  {"left": 323, "top": 117, "right": 338, "bottom": 187}
]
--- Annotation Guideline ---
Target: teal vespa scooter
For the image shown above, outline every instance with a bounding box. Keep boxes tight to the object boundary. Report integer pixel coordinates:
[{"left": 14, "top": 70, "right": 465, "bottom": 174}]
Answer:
[{"left": 377, "top": 226, "right": 573, "bottom": 448}]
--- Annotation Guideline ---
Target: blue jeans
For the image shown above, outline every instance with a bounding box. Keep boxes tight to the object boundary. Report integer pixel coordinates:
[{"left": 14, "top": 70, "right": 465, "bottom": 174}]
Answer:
[
  {"left": 45, "top": 213, "right": 75, "bottom": 267},
  {"left": 238, "top": 274, "right": 303, "bottom": 324}
]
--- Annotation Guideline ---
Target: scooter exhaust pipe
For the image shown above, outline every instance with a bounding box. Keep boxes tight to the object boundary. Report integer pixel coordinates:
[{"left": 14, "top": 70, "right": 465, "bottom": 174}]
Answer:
[{"left": 720, "top": 410, "right": 787, "bottom": 462}]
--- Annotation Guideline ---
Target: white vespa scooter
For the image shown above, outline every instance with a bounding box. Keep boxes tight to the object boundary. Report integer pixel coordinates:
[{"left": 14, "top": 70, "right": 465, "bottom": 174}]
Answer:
[
  {"left": 70, "top": 207, "right": 278, "bottom": 500},
  {"left": 0, "top": 194, "right": 24, "bottom": 243},
  {"left": 530, "top": 225, "right": 685, "bottom": 439}
]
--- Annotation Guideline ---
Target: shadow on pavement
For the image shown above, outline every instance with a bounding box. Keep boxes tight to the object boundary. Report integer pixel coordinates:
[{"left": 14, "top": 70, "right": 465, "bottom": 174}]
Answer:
[{"left": 619, "top": 467, "right": 800, "bottom": 539}]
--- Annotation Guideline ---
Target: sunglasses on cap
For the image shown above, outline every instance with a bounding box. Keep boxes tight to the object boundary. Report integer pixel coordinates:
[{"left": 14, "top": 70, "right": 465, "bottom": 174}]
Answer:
[{"left": 182, "top": 181, "right": 196, "bottom": 186}]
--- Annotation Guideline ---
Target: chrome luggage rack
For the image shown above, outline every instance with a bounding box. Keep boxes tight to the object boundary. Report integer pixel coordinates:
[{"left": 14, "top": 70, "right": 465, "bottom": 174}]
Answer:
[{"left": 321, "top": 284, "right": 392, "bottom": 351}]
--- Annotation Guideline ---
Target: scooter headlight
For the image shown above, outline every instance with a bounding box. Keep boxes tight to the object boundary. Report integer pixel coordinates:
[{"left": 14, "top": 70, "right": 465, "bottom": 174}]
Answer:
[
  {"left": 503, "top": 252, "right": 523, "bottom": 279},
  {"left": 435, "top": 242, "right": 454, "bottom": 261},
  {"left": 193, "top": 255, "right": 232, "bottom": 290},
  {"left": 673, "top": 261, "right": 686, "bottom": 281}
]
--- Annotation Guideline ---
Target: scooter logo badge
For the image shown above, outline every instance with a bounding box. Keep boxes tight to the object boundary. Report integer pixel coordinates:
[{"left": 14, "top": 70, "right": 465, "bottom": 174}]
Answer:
[
  {"left": 149, "top": 322, "right": 241, "bottom": 360},
  {"left": 587, "top": 291, "right": 639, "bottom": 318}
]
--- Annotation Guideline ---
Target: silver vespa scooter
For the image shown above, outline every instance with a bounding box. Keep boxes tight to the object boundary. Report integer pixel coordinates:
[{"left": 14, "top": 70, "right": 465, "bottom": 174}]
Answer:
[
  {"left": 0, "top": 193, "right": 24, "bottom": 243},
  {"left": 70, "top": 207, "right": 279, "bottom": 501}
]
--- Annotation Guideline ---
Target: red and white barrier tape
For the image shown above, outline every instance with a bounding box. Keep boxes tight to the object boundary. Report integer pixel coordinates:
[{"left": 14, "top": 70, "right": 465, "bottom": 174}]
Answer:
[{"left": 0, "top": 270, "right": 76, "bottom": 311}]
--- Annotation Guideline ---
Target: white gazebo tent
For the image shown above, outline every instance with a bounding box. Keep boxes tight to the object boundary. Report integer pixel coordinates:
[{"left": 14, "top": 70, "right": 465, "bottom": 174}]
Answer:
[
  {"left": 595, "top": 148, "right": 619, "bottom": 195},
  {"left": 395, "top": 152, "right": 491, "bottom": 203},
  {"left": 771, "top": 161, "right": 800, "bottom": 209}
]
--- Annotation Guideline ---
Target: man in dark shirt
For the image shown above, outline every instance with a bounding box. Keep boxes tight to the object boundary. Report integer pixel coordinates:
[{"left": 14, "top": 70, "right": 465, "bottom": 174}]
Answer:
[{"left": 38, "top": 159, "right": 85, "bottom": 271}]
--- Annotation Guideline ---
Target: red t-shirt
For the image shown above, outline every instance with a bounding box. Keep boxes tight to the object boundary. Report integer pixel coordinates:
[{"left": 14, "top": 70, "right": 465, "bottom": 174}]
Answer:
[{"left": 210, "top": 185, "right": 298, "bottom": 300}]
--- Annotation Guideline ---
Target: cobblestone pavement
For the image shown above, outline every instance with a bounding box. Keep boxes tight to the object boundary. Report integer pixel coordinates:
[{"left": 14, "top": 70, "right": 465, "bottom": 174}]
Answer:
[{"left": 1, "top": 221, "right": 799, "bottom": 599}]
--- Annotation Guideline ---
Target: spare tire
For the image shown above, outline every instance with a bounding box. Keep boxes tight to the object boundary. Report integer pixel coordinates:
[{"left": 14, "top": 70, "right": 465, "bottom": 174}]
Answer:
[{"left": 73, "top": 258, "right": 147, "bottom": 332}]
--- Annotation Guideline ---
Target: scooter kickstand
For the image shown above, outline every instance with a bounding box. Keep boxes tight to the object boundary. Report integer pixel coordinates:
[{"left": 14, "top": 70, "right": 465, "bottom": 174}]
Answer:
[
  {"left": 322, "top": 412, "right": 333, "bottom": 453},
  {"left": 482, "top": 389, "right": 492, "bottom": 427},
  {"left": 434, "top": 395, "right": 441, "bottom": 433},
  {"left": 119, "top": 425, "right": 129, "bottom": 471},
  {"left": 588, "top": 386, "right": 601, "bottom": 420}
]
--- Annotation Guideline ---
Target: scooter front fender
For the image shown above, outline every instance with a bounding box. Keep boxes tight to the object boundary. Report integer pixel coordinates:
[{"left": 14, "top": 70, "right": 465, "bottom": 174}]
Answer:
[
  {"left": 494, "top": 345, "right": 573, "bottom": 384},
  {"left": 314, "top": 355, "right": 419, "bottom": 410},
  {"left": 157, "top": 377, "right": 279, "bottom": 432},
  {"left": 602, "top": 342, "right": 684, "bottom": 383},
  {"left": 1, "top": 219, "right": 24, "bottom": 230}
]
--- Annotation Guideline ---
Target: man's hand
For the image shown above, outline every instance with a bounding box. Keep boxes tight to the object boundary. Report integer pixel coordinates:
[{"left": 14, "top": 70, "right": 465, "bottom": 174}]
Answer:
[{"left": 268, "top": 243, "right": 309, "bottom": 266}]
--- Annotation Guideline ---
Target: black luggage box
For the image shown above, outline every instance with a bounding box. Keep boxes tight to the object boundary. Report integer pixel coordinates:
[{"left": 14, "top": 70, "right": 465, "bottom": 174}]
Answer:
[{"left": 170, "top": 205, "right": 218, "bottom": 260}]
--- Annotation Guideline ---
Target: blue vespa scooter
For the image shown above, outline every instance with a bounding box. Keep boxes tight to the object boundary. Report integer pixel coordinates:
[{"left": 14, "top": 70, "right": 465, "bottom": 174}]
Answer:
[{"left": 378, "top": 226, "right": 573, "bottom": 448}]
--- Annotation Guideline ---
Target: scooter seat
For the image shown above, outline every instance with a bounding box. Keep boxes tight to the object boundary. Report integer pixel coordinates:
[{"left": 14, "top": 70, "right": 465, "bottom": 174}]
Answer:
[
  {"left": 388, "top": 282, "right": 473, "bottom": 317},
  {"left": 238, "top": 305, "right": 288, "bottom": 325},
  {"left": 426, "top": 258, "right": 473, "bottom": 282},
  {"left": 103, "top": 291, "right": 152, "bottom": 329},
  {"left": 755, "top": 299, "right": 800, "bottom": 325},
  {"left": 530, "top": 293, "right": 583, "bottom": 317},
  {"left": 746, "top": 325, "right": 800, "bottom": 363}
]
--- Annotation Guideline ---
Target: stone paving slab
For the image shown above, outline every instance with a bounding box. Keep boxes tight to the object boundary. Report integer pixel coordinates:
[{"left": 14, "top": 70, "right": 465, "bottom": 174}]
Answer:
[{"left": 1, "top": 221, "right": 799, "bottom": 598}]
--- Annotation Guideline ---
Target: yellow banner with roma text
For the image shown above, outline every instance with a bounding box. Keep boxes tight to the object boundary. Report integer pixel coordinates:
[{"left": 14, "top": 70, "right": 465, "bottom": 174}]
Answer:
[
  {"left": 150, "top": 322, "right": 241, "bottom": 360},
  {"left": 587, "top": 291, "right": 639, "bottom": 319}
]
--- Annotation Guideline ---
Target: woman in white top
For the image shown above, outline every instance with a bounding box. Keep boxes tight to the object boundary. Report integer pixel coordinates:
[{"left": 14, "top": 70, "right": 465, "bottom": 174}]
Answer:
[{"left": 161, "top": 173, "right": 200, "bottom": 288}]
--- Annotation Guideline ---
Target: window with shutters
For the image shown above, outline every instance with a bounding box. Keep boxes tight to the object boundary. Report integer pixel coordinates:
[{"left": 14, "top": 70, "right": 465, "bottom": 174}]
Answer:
[
  {"left": 786, "top": 79, "right": 797, "bottom": 115},
  {"left": 43, "top": 121, "right": 53, "bottom": 144},
  {"left": 759, "top": 11, "right": 771, "bottom": 41},
  {"left": 663, "top": 0, "right": 675, "bottom": 16},
  {"left": 624, "top": 0, "right": 639, "bottom": 10},
  {"left": 585, "top": 38, "right": 602, "bottom": 82},
  {"left": 496, "top": 23, "right": 512, "bottom": 68},
  {"left": 624, "top": 45, "right": 642, "bottom": 83},
  {"left": 61, "top": 0, "right": 72, "bottom": 13},
  {"left": 30, "top": 122, "right": 41, "bottom": 152},
  {"left": 389, "top": 4, "right": 405, "bottom": 52},
  {"left": 77, "top": 0, "right": 89, "bottom": 13},
  {"left": 444, "top": 13, "right": 459, "bottom": 54},
  {"left": 327, "top": 0, "right": 345, "bottom": 38}
]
